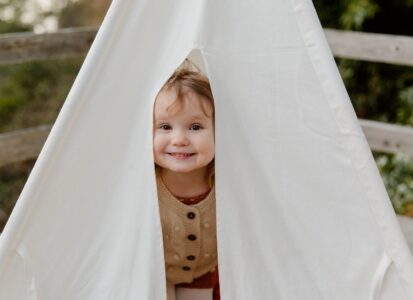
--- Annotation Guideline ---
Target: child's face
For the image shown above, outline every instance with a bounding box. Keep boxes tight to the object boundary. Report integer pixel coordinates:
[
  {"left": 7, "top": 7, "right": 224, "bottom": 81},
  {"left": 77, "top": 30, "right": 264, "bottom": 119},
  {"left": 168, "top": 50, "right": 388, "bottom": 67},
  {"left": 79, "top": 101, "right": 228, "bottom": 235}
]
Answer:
[{"left": 153, "top": 88, "right": 215, "bottom": 175}]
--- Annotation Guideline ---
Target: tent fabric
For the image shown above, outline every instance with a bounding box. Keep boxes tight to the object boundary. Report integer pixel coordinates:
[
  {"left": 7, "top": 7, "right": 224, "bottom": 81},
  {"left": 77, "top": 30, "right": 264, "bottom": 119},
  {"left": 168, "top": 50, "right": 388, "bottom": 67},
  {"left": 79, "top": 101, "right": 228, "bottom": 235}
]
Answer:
[{"left": 0, "top": 0, "right": 413, "bottom": 299}]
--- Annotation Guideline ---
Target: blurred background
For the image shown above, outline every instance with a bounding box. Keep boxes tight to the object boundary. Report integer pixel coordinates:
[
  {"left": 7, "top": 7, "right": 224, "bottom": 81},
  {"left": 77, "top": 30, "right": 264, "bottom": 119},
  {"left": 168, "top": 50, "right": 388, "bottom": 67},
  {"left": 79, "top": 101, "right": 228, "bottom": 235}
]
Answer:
[{"left": 0, "top": 0, "right": 412, "bottom": 232}]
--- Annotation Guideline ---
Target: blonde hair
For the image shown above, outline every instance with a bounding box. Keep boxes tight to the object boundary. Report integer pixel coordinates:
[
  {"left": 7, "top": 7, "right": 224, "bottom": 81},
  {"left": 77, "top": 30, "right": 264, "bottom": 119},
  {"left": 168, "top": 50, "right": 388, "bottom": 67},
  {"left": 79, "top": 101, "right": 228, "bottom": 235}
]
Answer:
[{"left": 155, "top": 59, "right": 215, "bottom": 188}]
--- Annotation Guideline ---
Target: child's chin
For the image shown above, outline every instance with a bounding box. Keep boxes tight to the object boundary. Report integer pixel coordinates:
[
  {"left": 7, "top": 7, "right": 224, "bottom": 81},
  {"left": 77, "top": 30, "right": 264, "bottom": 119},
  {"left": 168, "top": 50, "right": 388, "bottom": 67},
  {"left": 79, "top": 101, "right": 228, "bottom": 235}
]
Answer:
[{"left": 168, "top": 167, "right": 196, "bottom": 174}]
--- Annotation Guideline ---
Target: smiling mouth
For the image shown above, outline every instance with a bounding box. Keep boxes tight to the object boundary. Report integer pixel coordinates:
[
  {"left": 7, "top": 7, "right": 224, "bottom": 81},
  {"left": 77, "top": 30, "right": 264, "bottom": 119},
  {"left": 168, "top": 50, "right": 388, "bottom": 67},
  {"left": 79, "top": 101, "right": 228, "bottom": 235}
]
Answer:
[{"left": 168, "top": 152, "right": 195, "bottom": 159}]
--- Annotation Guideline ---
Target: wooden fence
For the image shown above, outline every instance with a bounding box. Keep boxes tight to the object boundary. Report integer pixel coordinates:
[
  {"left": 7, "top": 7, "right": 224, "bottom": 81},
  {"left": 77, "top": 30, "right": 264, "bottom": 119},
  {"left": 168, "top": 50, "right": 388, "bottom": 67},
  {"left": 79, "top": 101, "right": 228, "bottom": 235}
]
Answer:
[{"left": 0, "top": 27, "right": 413, "bottom": 168}]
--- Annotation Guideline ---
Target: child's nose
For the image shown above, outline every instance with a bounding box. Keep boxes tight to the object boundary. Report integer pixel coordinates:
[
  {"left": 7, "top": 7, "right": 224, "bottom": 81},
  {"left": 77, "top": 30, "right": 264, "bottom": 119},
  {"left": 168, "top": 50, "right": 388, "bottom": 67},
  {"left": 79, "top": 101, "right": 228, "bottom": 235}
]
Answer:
[{"left": 172, "top": 130, "right": 189, "bottom": 146}]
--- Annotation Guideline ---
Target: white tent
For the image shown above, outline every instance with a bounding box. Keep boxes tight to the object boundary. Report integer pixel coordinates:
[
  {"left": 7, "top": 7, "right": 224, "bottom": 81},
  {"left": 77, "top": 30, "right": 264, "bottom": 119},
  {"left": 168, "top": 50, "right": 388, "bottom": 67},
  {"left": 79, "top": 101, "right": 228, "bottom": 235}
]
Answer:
[{"left": 1, "top": 0, "right": 412, "bottom": 299}]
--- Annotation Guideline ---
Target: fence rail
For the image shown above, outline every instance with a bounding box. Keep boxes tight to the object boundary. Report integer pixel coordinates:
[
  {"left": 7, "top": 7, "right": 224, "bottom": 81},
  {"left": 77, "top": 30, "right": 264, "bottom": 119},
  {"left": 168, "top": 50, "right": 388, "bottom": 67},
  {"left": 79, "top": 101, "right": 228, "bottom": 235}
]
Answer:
[
  {"left": 325, "top": 29, "right": 413, "bottom": 66},
  {"left": 0, "top": 27, "right": 96, "bottom": 65},
  {"left": 0, "top": 125, "right": 51, "bottom": 167},
  {"left": 360, "top": 120, "right": 413, "bottom": 155}
]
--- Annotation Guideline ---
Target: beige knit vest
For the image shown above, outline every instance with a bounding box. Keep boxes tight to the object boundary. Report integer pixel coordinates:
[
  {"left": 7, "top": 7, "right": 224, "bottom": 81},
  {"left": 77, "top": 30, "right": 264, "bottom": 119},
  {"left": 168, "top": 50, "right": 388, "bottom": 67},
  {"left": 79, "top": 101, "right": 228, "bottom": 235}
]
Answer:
[{"left": 156, "top": 173, "right": 218, "bottom": 284}]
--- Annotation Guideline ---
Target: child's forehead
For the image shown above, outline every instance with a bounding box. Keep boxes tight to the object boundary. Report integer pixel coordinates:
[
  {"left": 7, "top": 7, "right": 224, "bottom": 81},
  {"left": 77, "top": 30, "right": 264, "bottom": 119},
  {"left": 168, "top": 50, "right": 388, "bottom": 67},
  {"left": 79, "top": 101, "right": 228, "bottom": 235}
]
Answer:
[
  {"left": 154, "top": 89, "right": 212, "bottom": 118},
  {"left": 154, "top": 103, "right": 210, "bottom": 120},
  {"left": 155, "top": 87, "right": 197, "bottom": 106},
  {"left": 154, "top": 89, "right": 179, "bottom": 108}
]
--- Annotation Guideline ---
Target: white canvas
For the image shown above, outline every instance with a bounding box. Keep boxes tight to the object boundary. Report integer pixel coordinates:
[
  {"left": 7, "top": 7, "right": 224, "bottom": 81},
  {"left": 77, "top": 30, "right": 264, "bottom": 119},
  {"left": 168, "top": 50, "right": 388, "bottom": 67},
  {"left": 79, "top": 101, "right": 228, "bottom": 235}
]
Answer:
[{"left": 0, "top": 0, "right": 412, "bottom": 299}]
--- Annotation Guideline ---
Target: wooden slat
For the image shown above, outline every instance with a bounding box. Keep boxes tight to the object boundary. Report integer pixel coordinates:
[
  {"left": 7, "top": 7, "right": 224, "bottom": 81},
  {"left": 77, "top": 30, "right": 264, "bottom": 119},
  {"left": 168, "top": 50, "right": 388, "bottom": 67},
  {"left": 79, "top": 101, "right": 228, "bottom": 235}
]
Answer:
[
  {"left": 0, "top": 27, "right": 412, "bottom": 66},
  {"left": 0, "top": 119, "right": 412, "bottom": 167},
  {"left": 325, "top": 29, "right": 413, "bottom": 66},
  {"left": 0, "top": 125, "right": 51, "bottom": 167},
  {"left": 0, "top": 27, "right": 96, "bottom": 64},
  {"left": 360, "top": 119, "right": 413, "bottom": 155}
]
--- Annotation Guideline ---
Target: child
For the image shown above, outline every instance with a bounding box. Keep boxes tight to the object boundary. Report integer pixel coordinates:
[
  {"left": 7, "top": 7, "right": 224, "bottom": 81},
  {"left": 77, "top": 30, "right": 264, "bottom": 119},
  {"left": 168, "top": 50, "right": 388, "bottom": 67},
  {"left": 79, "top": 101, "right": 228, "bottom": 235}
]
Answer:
[{"left": 153, "top": 59, "right": 220, "bottom": 300}]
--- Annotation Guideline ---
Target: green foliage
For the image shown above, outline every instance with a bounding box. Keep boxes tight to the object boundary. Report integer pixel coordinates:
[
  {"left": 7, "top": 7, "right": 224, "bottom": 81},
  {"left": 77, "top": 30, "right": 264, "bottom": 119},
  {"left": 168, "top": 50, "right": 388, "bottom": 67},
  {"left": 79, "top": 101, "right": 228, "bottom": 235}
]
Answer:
[
  {"left": 0, "top": 96, "right": 26, "bottom": 125},
  {"left": 340, "top": 0, "right": 380, "bottom": 30},
  {"left": 0, "top": 62, "right": 51, "bottom": 126},
  {"left": 0, "top": 19, "right": 30, "bottom": 33},
  {"left": 314, "top": 0, "right": 413, "bottom": 35},
  {"left": 396, "top": 86, "right": 413, "bottom": 125},
  {"left": 0, "top": 160, "right": 34, "bottom": 229},
  {"left": 336, "top": 60, "right": 413, "bottom": 124},
  {"left": 0, "top": 58, "right": 83, "bottom": 133},
  {"left": 375, "top": 152, "right": 413, "bottom": 214}
]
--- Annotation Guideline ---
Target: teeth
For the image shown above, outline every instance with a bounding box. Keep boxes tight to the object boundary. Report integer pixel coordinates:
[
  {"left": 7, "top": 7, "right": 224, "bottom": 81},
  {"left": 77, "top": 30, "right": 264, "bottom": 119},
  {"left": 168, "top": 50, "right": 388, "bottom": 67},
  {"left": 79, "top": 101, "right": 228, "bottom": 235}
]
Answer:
[{"left": 169, "top": 153, "right": 192, "bottom": 158}]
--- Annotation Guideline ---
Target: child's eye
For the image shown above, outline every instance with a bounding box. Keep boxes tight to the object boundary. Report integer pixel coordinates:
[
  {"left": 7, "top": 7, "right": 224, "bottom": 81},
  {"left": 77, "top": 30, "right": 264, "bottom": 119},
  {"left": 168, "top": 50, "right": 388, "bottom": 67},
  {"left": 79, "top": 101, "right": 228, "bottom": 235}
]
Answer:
[
  {"left": 190, "top": 123, "right": 203, "bottom": 131},
  {"left": 159, "top": 123, "right": 172, "bottom": 130}
]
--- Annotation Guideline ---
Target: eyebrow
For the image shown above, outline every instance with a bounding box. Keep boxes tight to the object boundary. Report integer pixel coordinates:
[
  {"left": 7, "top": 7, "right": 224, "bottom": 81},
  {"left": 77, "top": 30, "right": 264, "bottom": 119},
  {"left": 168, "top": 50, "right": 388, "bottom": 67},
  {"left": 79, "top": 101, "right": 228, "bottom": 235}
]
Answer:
[
  {"left": 153, "top": 112, "right": 170, "bottom": 122},
  {"left": 190, "top": 114, "right": 210, "bottom": 121},
  {"left": 154, "top": 114, "right": 210, "bottom": 122},
  {"left": 153, "top": 119, "right": 168, "bottom": 125}
]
